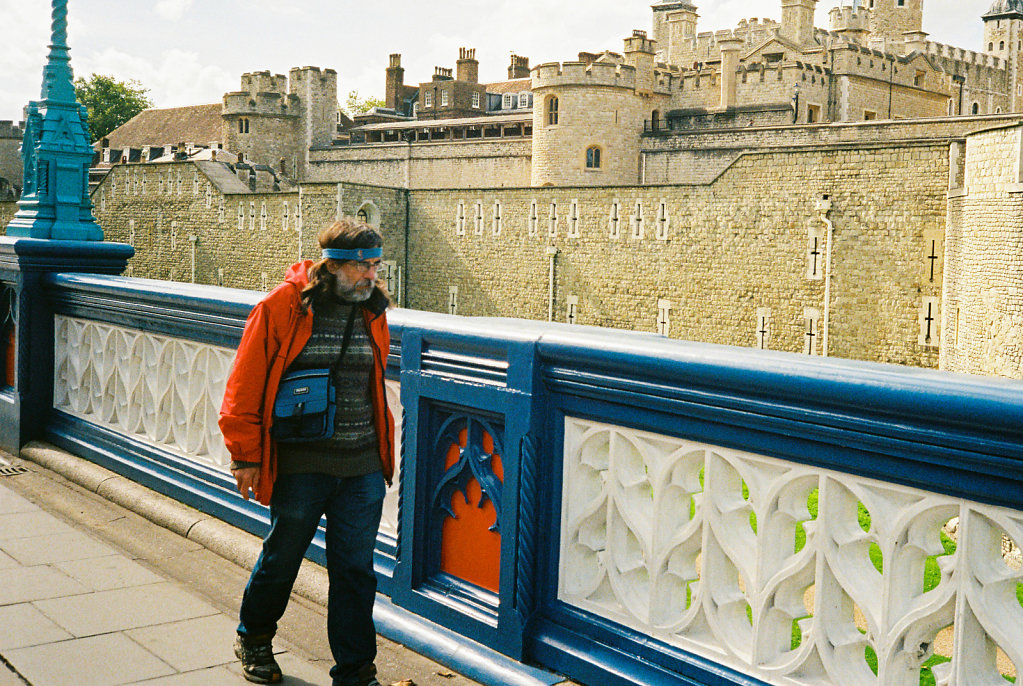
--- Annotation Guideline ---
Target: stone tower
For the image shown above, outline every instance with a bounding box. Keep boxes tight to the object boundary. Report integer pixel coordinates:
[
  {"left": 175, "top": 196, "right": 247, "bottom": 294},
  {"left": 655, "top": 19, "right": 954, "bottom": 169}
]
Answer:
[
  {"left": 531, "top": 32, "right": 671, "bottom": 187},
  {"left": 222, "top": 67, "right": 337, "bottom": 180},
  {"left": 780, "top": 0, "right": 819, "bottom": 46},
  {"left": 868, "top": 0, "right": 924, "bottom": 48},
  {"left": 983, "top": 0, "right": 1023, "bottom": 111},
  {"left": 652, "top": 1, "right": 698, "bottom": 67}
]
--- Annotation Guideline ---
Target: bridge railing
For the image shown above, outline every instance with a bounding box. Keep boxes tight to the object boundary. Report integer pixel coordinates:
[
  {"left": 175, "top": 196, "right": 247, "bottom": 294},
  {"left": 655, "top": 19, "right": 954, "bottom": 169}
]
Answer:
[{"left": 32, "top": 273, "right": 1023, "bottom": 686}]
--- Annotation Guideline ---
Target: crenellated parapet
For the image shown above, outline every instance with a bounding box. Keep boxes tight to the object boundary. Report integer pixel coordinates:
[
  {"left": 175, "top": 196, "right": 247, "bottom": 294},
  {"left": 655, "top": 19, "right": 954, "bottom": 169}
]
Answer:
[
  {"left": 828, "top": 4, "right": 871, "bottom": 34},
  {"left": 926, "top": 41, "right": 1006, "bottom": 70},
  {"left": 532, "top": 61, "right": 638, "bottom": 91}
]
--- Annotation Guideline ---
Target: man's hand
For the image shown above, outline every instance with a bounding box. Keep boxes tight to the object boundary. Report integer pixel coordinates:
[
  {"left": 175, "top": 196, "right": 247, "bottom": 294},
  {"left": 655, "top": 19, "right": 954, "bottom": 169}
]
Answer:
[{"left": 232, "top": 466, "right": 260, "bottom": 501}]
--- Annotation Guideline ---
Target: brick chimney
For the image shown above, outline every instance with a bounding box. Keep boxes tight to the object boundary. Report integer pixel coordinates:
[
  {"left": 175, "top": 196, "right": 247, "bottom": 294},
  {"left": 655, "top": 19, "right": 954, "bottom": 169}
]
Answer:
[
  {"left": 385, "top": 54, "right": 405, "bottom": 111},
  {"left": 509, "top": 54, "right": 530, "bottom": 79},
  {"left": 456, "top": 47, "right": 479, "bottom": 83}
]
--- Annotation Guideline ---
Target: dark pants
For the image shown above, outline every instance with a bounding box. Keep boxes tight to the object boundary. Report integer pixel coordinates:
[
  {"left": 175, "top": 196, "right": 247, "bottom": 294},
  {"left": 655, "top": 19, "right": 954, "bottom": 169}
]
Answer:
[{"left": 237, "top": 471, "right": 385, "bottom": 686}]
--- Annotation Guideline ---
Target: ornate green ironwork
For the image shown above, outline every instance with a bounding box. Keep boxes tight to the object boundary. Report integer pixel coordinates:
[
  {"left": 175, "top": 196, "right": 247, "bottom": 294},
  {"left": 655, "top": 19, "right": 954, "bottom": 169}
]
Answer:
[{"left": 6, "top": 0, "right": 103, "bottom": 240}]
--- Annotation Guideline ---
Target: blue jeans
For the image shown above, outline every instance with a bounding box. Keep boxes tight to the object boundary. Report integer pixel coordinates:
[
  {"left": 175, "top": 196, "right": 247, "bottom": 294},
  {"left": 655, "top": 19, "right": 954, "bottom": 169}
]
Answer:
[{"left": 238, "top": 471, "right": 385, "bottom": 686}]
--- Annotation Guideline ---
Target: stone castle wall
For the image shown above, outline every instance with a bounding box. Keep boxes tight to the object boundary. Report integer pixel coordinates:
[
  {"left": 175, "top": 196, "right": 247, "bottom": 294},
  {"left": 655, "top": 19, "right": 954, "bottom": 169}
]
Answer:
[
  {"left": 0, "top": 129, "right": 23, "bottom": 195},
  {"left": 89, "top": 162, "right": 406, "bottom": 295},
  {"left": 0, "top": 201, "right": 16, "bottom": 229},
  {"left": 307, "top": 139, "right": 532, "bottom": 189},
  {"left": 942, "top": 125, "right": 1023, "bottom": 378},
  {"left": 405, "top": 140, "right": 948, "bottom": 368}
]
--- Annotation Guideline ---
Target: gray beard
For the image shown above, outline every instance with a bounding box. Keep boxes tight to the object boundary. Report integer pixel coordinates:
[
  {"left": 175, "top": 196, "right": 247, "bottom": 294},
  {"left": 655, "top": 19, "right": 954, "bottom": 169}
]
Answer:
[{"left": 333, "top": 278, "right": 373, "bottom": 302}]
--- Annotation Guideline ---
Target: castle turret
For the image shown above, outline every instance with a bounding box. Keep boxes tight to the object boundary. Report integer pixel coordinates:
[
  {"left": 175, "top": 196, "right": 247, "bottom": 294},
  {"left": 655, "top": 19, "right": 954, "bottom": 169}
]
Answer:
[
  {"left": 869, "top": 0, "right": 924, "bottom": 50},
  {"left": 983, "top": 0, "right": 1023, "bottom": 110},
  {"left": 780, "top": 0, "right": 819, "bottom": 46},
  {"left": 828, "top": 3, "right": 871, "bottom": 43},
  {"left": 624, "top": 30, "right": 657, "bottom": 95},
  {"left": 718, "top": 38, "right": 743, "bottom": 109},
  {"left": 652, "top": 0, "right": 698, "bottom": 66}
]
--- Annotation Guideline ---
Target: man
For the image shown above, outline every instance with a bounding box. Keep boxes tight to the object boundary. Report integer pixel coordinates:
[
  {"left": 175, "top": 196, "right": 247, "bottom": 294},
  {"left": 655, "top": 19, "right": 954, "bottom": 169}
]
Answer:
[{"left": 220, "top": 219, "right": 395, "bottom": 686}]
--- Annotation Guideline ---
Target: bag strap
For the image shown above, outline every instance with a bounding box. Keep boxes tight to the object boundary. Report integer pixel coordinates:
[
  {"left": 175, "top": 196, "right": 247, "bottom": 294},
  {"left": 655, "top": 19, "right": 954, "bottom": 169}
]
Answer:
[{"left": 331, "top": 303, "right": 359, "bottom": 377}]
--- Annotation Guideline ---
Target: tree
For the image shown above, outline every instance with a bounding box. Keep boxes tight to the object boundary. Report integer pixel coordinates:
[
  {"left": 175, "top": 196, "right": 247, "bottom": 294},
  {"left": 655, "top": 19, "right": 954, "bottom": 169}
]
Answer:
[
  {"left": 73, "top": 74, "right": 153, "bottom": 143},
  {"left": 343, "top": 90, "right": 385, "bottom": 116}
]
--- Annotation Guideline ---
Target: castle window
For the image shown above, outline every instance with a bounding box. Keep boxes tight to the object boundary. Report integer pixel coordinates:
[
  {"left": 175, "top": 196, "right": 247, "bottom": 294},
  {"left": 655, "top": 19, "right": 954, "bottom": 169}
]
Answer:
[
  {"left": 546, "top": 96, "right": 559, "bottom": 126},
  {"left": 1001, "top": 41, "right": 1006, "bottom": 51},
  {"left": 492, "top": 200, "right": 502, "bottom": 235},
  {"left": 237, "top": 203, "right": 245, "bottom": 230},
  {"left": 631, "top": 201, "right": 644, "bottom": 239},
  {"left": 193, "top": 172, "right": 199, "bottom": 195},
  {"left": 413, "top": 102, "right": 420, "bottom": 117},
  {"left": 549, "top": 201, "right": 558, "bottom": 237},
  {"left": 425, "top": 91, "right": 434, "bottom": 108},
  {"left": 657, "top": 299, "right": 671, "bottom": 337},
  {"left": 807, "top": 104, "right": 821, "bottom": 123},
  {"left": 456, "top": 201, "right": 466, "bottom": 235},
  {"left": 518, "top": 92, "right": 530, "bottom": 108},
  {"left": 897, "top": 0, "right": 904, "bottom": 6},
  {"left": 448, "top": 286, "right": 458, "bottom": 315},
  {"left": 205, "top": 184, "right": 211, "bottom": 208},
  {"left": 218, "top": 197, "right": 224, "bottom": 224},
  {"left": 503, "top": 93, "right": 514, "bottom": 109},
  {"left": 239, "top": 118, "right": 250, "bottom": 134},
  {"left": 586, "top": 146, "right": 601, "bottom": 169},
  {"left": 128, "top": 219, "right": 135, "bottom": 247},
  {"left": 472, "top": 92, "right": 480, "bottom": 109},
  {"left": 990, "top": 43, "right": 995, "bottom": 52},
  {"left": 568, "top": 199, "right": 580, "bottom": 238},
  {"left": 803, "top": 308, "right": 821, "bottom": 355},
  {"left": 282, "top": 201, "right": 289, "bottom": 230},
  {"left": 260, "top": 201, "right": 267, "bottom": 231},
  {"left": 651, "top": 110, "right": 660, "bottom": 131},
  {"left": 217, "top": 268, "right": 224, "bottom": 287},
  {"left": 567, "top": 295, "right": 579, "bottom": 325},
  {"left": 914, "top": 71, "right": 925, "bottom": 87},
  {"left": 473, "top": 200, "right": 483, "bottom": 235},
  {"left": 529, "top": 200, "right": 539, "bottom": 236},
  {"left": 609, "top": 200, "right": 621, "bottom": 239},
  {"left": 441, "top": 90, "right": 449, "bottom": 107},
  {"left": 807, "top": 225, "right": 825, "bottom": 280},
  {"left": 864, "top": 110, "right": 877, "bottom": 120},
  {"left": 972, "top": 102, "right": 980, "bottom": 115},
  {"left": 656, "top": 200, "right": 669, "bottom": 241},
  {"left": 918, "top": 297, "right": 940, "bottom": 347},
  {"left": 357, "top": 208, "right": 368, "bottom": 223},
  {"left": 142, "top": 173, "right": 147, "bottom": 194},
  {"left": 261, "top": 272, "right": 268, "bottom": 293},
  {"left": 756, "top": 308, "right": 771, "bottom": 350},
  {"left": 249, "top": 201, "right": 255, "bottom": 231}
]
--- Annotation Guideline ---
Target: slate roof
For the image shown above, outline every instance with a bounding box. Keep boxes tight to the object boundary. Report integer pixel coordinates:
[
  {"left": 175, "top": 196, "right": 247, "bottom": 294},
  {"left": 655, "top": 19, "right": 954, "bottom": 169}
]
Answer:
[{"left": 97, "top": 104, "right": 223, "bottom": 150}]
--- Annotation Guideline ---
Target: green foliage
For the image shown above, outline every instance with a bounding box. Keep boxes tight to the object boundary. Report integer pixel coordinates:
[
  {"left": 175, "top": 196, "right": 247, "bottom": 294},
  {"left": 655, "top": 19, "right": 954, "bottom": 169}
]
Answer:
[
  {"left": 73, "top": 74, "right": 152, "bottom": 143},
  {"left": 343, "top": 90, "right": 385, "bottom": 116}
]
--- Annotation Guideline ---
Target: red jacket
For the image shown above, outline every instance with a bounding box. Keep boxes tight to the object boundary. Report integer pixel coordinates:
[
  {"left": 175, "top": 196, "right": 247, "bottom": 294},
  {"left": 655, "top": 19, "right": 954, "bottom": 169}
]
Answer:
[{"left": 219, "top": 260, "right": 395, "bottom": 505}]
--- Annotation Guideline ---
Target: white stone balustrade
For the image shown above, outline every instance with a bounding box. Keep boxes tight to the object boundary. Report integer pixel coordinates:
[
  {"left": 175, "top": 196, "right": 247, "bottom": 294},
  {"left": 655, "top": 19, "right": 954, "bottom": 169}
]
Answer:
[
  {"left": 52, "top": 315, "right": 403, "bottom": 537},
  {"left": 560, "top": 417, "right": 1023, "bottom": 685}
]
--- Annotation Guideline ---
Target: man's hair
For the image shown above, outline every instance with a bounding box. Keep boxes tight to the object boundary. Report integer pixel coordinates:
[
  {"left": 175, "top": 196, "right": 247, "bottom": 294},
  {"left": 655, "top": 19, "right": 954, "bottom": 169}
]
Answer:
[{"left": 300, "top": 219, "right": 387, "bottom": 310}]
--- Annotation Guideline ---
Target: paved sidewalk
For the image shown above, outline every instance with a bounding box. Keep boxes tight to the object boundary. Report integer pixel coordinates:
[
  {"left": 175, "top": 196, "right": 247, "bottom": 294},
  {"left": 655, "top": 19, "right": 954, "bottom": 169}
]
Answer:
[{"left": 0, "top": 453, "right": 485, "bottom": 686}]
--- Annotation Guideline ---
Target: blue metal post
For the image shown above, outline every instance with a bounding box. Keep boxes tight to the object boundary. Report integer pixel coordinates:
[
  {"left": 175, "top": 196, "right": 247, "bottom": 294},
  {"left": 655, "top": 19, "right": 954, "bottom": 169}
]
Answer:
[{"left": 0, "top": 0, "right": 132, "bottom": 453}]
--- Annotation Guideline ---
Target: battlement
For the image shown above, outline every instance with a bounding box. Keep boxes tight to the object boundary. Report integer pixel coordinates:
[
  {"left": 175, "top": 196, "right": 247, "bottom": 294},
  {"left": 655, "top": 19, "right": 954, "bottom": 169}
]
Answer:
[
  {"left": 926, "top": 40, "right": 1006, "bottom": 70},
  {"left": 238, "top": 71, "right": 289, "bottom": 96},
  {"left": 829, "top": 4, "right": 871, "bottom": 33},
  {"left": 288, "top": 66, "right": 337, "bottom": 90},
  {"left": 532, "top": 61, "right": 638, "bottom": 90},
  {"left": 0, "top": 120, "right": 24, "bottom": 138},
  {"left": 223, "top": 90, "right": 300, "bottom": 117}
]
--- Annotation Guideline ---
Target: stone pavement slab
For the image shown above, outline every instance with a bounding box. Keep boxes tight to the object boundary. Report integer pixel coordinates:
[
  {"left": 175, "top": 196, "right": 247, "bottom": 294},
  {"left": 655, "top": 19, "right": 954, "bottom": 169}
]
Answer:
[
  {"left": 0, "top": 564, "right": 87, "bottom": 605},
  {"left": 131, "top": 665, "right": 246, "bottom": 685},
  {"left": 0, "top": 486, "right": 38, "bottom": 515},
  {"left": 33, "top": 582, "right": 221, "bottom": 637},
  {"left": 54, "top": 554, "right": 163, "bottom": 591},
  {"left": 0, "top": 530, "right": 116, "bottom": 565},
  {"left": 0, "top": 603, "right": 72, "bottom": 650},
  {"left": 0, "top": 510, "right": 76, "bottom": 539},
  {"left": 5, "top": 632, "right": 176, "bottom": 685},
  {"left": 125, "top": 614, "right": 238, "bottom": 672}
]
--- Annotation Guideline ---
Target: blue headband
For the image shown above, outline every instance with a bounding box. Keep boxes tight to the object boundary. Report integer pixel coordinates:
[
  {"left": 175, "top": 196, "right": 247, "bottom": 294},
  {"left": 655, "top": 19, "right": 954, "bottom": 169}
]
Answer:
[{"left": 322, "top": 247, "right": 382, "bottom": 261}]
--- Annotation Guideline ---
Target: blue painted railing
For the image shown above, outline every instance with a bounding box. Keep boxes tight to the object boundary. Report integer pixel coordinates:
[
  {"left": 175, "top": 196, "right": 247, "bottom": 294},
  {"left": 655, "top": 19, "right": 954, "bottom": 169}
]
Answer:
[{"left": 33, "top": 273, "right": 1023, "bottom": 686}]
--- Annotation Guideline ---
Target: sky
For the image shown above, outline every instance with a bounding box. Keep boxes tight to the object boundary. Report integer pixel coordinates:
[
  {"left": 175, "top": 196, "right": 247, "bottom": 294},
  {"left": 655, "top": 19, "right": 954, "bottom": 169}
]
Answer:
[{"left": 0, "top": 0, "right": 995, "bottom": 123}]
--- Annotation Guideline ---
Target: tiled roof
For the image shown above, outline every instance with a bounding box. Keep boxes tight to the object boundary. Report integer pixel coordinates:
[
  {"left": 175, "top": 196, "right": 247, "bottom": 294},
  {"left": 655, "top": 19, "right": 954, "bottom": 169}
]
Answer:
[
  {"left": 484, "top": 79, "right": 532, "bottom": 94},
  {"left": 98, "top": 104, "right": 223, "bottom": 150}
]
